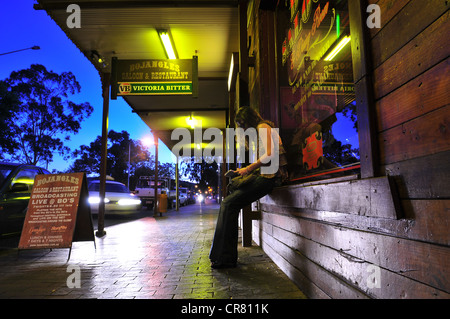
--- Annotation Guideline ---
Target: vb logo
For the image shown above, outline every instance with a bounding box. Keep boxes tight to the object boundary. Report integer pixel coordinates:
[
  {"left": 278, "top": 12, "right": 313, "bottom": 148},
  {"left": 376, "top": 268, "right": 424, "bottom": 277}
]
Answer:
[{"left": 119, "top": 83, "right": 132, "bottom": 95}]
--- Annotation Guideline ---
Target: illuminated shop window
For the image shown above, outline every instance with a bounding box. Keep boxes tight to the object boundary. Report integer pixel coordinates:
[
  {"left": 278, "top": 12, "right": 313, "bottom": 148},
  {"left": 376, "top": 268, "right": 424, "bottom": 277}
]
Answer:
[{"left": 278, "top": 0, "right": 360, "bottom": 182}]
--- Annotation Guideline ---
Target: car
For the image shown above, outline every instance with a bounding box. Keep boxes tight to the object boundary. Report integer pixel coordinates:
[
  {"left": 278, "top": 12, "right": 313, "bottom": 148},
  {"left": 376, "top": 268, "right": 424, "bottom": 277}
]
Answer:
[
  {"left": 0, "top": 162, "right": 50, "bottom": 237},
  {"left": 196, "top": 193, "right": 205, "bottom": 204},
  {"left": 88, "top": 180, "right": 141, "bottom": 215},
  {"left": 179, "top": 187, "right": 188, "bottom": 206},
  {"left": 171, "top": 187, "right": 189, "bottom": 207}
]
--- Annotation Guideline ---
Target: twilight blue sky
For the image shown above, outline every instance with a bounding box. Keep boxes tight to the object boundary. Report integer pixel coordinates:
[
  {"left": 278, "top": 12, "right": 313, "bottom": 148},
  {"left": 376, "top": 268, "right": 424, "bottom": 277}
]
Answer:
[{"left": 0, "top": 0, "right": 175, "bottom": 172}]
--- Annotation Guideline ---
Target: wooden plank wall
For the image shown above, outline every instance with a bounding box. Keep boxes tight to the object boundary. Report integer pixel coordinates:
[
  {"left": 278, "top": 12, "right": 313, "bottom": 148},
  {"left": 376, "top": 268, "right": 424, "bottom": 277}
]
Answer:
[{"left": 251, "top": 0, "right": 450, "bottom": 298}]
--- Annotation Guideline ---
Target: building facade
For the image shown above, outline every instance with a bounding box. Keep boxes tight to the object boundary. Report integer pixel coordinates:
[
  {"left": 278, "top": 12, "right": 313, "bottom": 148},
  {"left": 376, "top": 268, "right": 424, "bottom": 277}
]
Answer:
[{"left": 241, "top": 0, "right": 449, "bottom": 298}]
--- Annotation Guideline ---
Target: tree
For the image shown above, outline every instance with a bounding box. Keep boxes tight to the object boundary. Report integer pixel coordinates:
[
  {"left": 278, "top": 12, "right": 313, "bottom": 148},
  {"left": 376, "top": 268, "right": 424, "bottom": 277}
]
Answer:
[
  {"left": 68, "top": 130, "right": 177, "bottom": 190},
  {"left": 0, "top": 80, "right": 20, "bottom": 155},
  {"left": 180, "top": 158, "right": 218, "bottom": 193},
  {"left": 68, "top": 130, "right": 155, "bottom": 186},
  {"left": 0, "top": 64, "right": 93, "bottom": 165}
]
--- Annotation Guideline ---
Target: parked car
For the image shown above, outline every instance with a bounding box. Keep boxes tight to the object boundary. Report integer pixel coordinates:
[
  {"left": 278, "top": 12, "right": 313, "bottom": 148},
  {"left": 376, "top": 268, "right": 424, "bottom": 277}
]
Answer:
[
  {"left": 171, "top": 187, "right": 189, "bottom": 207},
  {"left": 179, "top": 187, "right": 188, "bottom": 206},
  {"left": 0, "top": 162, "right": 50, "bottom": 237},
  {"left": 88, "top": 180, "right": 141, "bottom": 215}
]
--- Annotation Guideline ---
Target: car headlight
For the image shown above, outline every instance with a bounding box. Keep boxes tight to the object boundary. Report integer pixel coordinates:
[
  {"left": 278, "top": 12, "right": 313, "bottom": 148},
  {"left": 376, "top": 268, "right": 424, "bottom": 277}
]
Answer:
[
  {"left": 88, "top": 197, "right": 110, "bottom": 204},
  {"left": 117, "top": 199, "right": 141, "bottom": 206}
]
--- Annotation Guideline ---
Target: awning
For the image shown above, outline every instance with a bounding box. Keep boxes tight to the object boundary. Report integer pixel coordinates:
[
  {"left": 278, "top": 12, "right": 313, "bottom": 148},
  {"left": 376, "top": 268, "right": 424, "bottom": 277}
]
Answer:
[{"left": 35, "top": 0, "right": 238, "bottom": 151}]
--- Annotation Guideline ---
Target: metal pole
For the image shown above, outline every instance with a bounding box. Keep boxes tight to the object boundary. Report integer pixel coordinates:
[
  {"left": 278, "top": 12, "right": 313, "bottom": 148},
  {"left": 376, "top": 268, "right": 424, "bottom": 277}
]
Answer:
[
  {"left": 127, "top": 141, "right": 130, "bottom": 188},
  {"left": 153, "top": 133, "right": 159, "bottom": 216},
  {"left": 96, "top": 72, "right": 110, "bottom": 237},
  {"left": 176, "top": 156, "right": 179, "bottom": 211}
]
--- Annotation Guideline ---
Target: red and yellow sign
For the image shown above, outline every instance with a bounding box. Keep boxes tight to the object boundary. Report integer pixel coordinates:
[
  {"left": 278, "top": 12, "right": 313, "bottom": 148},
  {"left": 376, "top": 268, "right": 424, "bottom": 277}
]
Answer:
[{"left": 19, "top": 173, "right": 94, "bottom": 250}]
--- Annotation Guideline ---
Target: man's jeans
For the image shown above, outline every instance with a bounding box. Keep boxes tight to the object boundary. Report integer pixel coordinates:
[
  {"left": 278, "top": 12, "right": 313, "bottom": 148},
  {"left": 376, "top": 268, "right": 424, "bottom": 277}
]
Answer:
[{"left": 209, "top": 175, "right": 277, "bottom": 264}]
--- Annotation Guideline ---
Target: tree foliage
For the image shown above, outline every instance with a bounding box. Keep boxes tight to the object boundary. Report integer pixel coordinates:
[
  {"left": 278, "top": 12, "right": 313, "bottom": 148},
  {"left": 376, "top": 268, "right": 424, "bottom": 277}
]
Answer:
[
  {"left": 180, "top": 158, "right": 218, "bottom": 193},
  {"left": 0, "top": 80, "right": 20, "bottom": 154},
  {"left": 68, "top": 130, "right": 175, "bottom": 190},
  {"left": 0, "top": 64, "right": 93, "bottom": 165}
]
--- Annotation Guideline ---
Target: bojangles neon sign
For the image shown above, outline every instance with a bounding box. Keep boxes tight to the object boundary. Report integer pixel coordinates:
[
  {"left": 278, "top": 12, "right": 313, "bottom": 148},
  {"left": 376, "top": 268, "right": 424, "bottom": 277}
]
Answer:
[
  {"left": 311, "top": 2, "right": 330, "bottom": 36},
  {"left": 111, "top": 57, "right": 198, "bottom": 98},
  {"left": 282, "top": 0, "right": 336, "bottom": 87}
]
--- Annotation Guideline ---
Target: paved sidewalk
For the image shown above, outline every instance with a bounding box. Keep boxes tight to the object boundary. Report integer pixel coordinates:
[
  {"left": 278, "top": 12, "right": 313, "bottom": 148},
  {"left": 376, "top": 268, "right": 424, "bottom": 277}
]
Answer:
[{"left": 0, "top": 201, "right": 306, "bottom": 299}]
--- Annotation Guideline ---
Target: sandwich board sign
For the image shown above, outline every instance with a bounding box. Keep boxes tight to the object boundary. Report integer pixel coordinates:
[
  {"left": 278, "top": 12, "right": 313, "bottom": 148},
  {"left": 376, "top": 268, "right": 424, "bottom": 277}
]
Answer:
[{"left": 18, "top": 172, "right": 95, "bottom": 260}]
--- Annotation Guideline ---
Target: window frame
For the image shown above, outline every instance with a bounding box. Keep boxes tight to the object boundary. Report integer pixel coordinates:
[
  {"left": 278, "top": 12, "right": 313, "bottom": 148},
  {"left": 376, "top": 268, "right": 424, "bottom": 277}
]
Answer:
[{"left": 274, "top": 0, "right": 378, "bottom": 183}]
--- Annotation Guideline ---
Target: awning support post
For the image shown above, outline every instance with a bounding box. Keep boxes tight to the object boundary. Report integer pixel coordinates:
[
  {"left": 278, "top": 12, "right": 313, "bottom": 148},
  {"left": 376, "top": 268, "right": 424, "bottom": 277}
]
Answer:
[{"left": 95, "top": 72, "right": 110, "bottom": 238}]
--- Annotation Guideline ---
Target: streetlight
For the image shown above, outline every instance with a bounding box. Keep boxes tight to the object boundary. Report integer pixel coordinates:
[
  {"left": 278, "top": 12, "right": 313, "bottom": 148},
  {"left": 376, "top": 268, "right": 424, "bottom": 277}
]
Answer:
[
  {"left": 0, "top": 46, "right": 40, "bottom": 56},
  {"left": 127, "top": 136, "right": 154, "bottom": 188},
  {"left": 141, "top": 136, "right": 154, "bottom": 147}
]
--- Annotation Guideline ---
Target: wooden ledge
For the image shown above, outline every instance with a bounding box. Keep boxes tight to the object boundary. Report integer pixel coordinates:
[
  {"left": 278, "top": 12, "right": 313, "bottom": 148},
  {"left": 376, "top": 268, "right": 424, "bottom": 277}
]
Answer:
[{"left": 261, "top": 176, "right": 402, "bottom": 220}]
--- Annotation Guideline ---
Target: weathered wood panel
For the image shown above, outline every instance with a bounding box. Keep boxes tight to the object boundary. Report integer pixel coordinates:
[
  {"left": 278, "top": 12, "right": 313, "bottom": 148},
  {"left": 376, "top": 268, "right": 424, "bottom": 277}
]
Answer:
[
  {"left": 259, "top": 223, "right": 369, "bottom": 298},
  {"left": 368, "top": 0, "right": 411, "bottom": 39},
  {"left": 261, "top": 197, "right": 449, "bottom": 246},
  {"left": 373, "top": 10, "right": 449, "bottom": 99},
  {"left": 255, "top": 212, "right": 450, "bottom": 298},
  {"left": 354, "top": 76, "right": 379, "bottom": 178},
  {"left": 399, "top": 200, "right": 450, "bottom": 246},
  {"left": 370, "top": 0, "right": 449, "bottom": 68},
  {"left": 383, "top": 150, "right": 450, "bottom": 199},
  {"left": 254, "top": 227, "right": 333, "bottom": 299},
  {"left": 259, "top": 210, "right": 450, "bottom": 292},
  {"left": 262, "top": 176, "right": 401, "bottom": 219},
  {"left": 376, "top": 59, "right": 450, "bottom": 132},
  {"left": 258, "top": 10, "right": 279, "bottom": 125},
  {"left": 379, "top": 104, "right": 450, "bottom": 165},
  {"left": 349, "top": 0, "right": 380, "bottom": 178}
]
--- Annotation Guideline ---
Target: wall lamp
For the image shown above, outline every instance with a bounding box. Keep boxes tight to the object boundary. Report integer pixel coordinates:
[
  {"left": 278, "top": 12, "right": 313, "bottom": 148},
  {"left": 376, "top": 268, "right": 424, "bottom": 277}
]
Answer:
[
  {"left": 324, "top": 35, "right": 351, "bottom": 61},
  {"left": 186, "top": 113, "right": 198, "bottom": 129},
  {"left": 90, "top": 50, "right": 108, "bottom": 68},
  {"left": 158, "top": 30, "right": 177, "bottom": 59},
  {"left": 228, "top": 52, "right": 239, "bottom": 92}
]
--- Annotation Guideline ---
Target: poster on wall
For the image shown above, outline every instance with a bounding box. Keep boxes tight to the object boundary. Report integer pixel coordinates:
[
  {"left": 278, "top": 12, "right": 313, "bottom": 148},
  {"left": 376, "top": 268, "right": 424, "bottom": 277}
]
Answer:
[
  {"left": 18, "top": 173, "right": 95, "bottom": 258},
  {"left": 278, "top": 0, "right": 360, "bottom": 181}
]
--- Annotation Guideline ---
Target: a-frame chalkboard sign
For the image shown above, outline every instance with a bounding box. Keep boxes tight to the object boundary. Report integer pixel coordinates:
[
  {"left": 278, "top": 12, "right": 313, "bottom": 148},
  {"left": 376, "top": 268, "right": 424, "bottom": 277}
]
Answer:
[{"left": 18, "top": 172, "right": 95, "bottom": 260}]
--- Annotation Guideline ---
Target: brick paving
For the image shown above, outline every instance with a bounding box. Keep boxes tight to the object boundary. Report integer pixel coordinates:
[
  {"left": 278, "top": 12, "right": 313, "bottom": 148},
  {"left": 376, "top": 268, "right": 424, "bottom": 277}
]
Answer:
[{"left": 0, "top": 201, "right": 306, "bottom": 300}]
